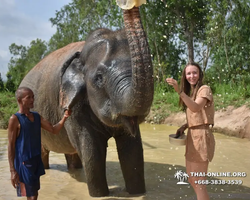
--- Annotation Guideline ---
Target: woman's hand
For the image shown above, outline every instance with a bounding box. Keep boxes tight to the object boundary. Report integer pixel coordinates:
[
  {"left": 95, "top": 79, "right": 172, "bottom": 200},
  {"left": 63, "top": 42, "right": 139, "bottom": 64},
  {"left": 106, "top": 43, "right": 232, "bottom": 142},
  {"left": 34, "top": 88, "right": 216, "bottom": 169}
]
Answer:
[
  {"left": 175, "top": 124, "right": 187, "bottom": 138},
  {"left": 166, "top": 78, "right": 180, "bottom": 94}
]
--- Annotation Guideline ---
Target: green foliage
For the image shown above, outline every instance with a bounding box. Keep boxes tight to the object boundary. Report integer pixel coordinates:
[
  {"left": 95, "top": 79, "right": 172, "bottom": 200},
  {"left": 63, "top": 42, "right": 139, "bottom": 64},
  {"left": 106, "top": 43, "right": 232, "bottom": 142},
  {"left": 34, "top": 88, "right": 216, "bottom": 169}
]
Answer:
[
  {"left": 0, "top": 92, "right": 18, "bottom": 129},
  {"left": 7, "top": 39, "right": 47, "bottom": 89},
  {"left": 148, "top": 82, "right": 181, "bottom": 123},
  {"left": 0, "top": 73, "right": 4, "bottom": 92},
  {"left": 212, "top": 83, "right": 250, "bottom": 109},
  {"left": 5, "top": 73, "right": 16, "bottom": 92},
  {"left": 48, "top": 0, "right": 123, "bottom": 52},
  {"left": 205, "top": 0, "right": 250, "bottom": 84},
  {"left": 140, "top": 1, "right": 186, "bottom": 81},
  {"left": 159, "top": 0, "right": 209, "bottom": 62}
]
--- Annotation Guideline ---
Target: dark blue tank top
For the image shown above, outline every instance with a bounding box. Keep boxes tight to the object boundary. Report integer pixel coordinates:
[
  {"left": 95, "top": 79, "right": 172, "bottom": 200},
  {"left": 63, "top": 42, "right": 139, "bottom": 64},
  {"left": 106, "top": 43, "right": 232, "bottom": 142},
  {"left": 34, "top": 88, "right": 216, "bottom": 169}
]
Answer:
[
  {"left": 14, "top": 111, "right": 42, "bottom": 162},
  {"left": 14, "top": 111, "right": 45, "bottom": 184}
]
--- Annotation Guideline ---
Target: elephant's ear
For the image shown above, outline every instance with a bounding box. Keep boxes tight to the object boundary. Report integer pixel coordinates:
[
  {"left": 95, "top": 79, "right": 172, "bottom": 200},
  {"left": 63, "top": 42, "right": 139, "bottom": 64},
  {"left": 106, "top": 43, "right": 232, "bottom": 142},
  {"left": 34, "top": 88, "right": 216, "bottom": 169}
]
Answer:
[{"left": 60, "top": 53, "right": 86, "bottom": 110}]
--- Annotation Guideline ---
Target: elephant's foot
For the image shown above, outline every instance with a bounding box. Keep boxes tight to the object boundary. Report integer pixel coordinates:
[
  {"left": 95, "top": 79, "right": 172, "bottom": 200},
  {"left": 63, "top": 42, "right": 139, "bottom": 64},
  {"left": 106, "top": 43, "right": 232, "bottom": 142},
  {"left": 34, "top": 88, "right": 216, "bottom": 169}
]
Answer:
[
  {"left": 84, "top": 160, "right": 109, "bottom": 197},
  {"left": 41, "top": 145, "right": 50, "bottom": 169},
  {"left": 126, "top": 182, "right": 146, "bottom": 195},
  {"left": 65, "top": 153, "right": 83, "bottom": 169},
  {"left": 87, "top": 184, "right": 109, "bottom": 197}
]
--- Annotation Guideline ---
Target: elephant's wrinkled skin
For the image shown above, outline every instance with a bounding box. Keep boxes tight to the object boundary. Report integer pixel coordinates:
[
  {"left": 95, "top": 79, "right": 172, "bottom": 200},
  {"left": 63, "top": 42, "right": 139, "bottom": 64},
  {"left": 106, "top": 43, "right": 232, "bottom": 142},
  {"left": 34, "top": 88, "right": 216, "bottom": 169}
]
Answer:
[{"left": 20, "top": 7, "right": 154, "bottom": 197}]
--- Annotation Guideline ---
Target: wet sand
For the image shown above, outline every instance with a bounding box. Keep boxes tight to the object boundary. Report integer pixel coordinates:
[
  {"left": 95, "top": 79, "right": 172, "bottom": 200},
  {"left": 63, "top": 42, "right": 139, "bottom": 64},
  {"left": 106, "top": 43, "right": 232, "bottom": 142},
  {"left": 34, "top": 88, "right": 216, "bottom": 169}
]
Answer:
[{"left": 0, "top": 124, "right": 250, "bottom": 200}]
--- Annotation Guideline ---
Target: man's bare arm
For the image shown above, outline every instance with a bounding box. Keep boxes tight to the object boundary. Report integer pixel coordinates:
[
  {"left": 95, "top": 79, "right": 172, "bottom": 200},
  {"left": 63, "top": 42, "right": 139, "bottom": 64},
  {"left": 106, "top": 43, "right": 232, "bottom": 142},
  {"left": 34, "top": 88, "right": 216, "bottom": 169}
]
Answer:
[
  {"left": 8, "top": 115, "right": 20, "bottom": 188},
  {"left": 41, "top": 110, "right": 71, "bottom": 134}
]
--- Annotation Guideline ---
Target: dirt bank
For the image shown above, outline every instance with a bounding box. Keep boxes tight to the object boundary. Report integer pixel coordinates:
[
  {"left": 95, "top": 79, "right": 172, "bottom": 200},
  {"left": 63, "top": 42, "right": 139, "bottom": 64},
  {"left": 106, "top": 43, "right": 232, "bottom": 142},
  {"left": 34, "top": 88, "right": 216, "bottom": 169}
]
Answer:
[{"left": 162, "top": 105, "right": 250, "bottom": 139}]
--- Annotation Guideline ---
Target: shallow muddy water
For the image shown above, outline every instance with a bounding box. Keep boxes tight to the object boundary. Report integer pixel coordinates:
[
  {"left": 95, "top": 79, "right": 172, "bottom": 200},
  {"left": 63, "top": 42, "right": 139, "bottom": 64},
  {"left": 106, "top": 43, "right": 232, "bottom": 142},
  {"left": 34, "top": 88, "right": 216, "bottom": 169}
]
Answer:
[{"left": 0, "top": 124, "right": 250, "bottom": 200}]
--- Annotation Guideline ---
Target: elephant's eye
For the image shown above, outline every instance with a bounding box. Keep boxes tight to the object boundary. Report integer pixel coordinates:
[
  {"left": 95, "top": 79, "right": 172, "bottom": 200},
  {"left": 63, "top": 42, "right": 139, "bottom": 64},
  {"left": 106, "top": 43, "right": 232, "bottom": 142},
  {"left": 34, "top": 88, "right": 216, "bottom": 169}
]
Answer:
[{"left": 95, "top": 73, "right": 104, "bottom": 88}]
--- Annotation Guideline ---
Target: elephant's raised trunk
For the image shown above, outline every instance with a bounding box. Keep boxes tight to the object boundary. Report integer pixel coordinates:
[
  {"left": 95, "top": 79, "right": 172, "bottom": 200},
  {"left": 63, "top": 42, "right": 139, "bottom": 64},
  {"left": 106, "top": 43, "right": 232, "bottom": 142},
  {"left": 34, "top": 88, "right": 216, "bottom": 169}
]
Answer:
[{"left": 121, "top": 7, "right": 154, "bottom": 116}]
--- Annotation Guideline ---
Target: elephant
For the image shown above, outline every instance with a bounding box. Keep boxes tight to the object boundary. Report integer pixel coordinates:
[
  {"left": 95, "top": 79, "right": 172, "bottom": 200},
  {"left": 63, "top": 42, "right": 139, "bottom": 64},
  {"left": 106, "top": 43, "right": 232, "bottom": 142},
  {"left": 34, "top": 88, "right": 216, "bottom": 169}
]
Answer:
[{"left": 20, "top": 7, "right": 154, "bottom": 197}]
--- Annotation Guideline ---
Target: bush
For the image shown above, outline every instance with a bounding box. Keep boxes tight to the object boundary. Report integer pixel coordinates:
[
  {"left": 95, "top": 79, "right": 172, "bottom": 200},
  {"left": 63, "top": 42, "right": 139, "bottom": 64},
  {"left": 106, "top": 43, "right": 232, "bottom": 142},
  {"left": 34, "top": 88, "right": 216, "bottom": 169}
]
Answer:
[
  {"left": 213, "top": 84, "right": 250, "bottom": 110},
  {"left": 0, "top": 92, "right": 18, "bottom": 129},
  {"left": 148, "top": 82, "right": 181, "bottom": 123}
]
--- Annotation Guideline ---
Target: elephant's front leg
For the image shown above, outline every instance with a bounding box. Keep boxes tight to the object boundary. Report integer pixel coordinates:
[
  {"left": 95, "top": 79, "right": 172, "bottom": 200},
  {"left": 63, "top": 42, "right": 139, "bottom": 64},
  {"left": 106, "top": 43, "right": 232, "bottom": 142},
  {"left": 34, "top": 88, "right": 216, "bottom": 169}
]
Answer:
[
  {"left": 115, "top": 131, "right": 146, "bottom": 194},
  {"left": 78, "top": 132, "right": 109, "bottom": 197}
]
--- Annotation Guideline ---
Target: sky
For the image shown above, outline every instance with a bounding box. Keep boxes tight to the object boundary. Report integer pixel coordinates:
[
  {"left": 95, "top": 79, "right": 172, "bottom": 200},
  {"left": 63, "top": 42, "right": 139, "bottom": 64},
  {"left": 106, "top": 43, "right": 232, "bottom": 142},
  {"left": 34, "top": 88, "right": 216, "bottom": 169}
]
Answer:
[{"left": 0, "top": 0, "right": 72, "bottom": 81}]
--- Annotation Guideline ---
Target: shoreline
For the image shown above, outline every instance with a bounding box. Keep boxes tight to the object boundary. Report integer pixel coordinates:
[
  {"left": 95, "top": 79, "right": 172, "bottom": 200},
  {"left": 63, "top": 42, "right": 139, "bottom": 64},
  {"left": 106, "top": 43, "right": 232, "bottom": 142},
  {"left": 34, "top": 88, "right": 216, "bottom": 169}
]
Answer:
[{"left": 160, "top": 105, "right": 250, "bottom": 140}]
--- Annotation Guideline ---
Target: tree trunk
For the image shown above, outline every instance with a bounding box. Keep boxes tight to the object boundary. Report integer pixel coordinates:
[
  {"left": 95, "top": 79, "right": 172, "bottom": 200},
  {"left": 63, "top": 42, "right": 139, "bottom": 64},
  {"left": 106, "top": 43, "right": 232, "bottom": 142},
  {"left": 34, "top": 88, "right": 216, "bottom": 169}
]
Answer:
[{"left": 187, "top": 30, "right": 194, "bottom": 63}]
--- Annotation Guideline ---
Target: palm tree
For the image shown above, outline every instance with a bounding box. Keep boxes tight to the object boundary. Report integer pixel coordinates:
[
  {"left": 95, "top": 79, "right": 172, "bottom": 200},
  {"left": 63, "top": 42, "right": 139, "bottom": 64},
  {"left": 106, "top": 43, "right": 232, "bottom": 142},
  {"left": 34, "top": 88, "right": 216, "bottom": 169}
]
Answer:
[
  {"left": 175, "top": 170, "right": 189, "bottom": 184},
  {"left": 174, "top": 170, "right": 183, "bottom": 180},
  {"left": 182, "top": 172, "right": 189, "bottom": 182}
]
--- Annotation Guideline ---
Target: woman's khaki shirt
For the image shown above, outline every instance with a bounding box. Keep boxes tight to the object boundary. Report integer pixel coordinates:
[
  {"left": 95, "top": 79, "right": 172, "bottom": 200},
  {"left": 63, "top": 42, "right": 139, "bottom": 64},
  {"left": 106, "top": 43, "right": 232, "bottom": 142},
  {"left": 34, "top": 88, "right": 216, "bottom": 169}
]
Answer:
[{"left": 186, "top": 85, "right": 214, "bottom": 128}]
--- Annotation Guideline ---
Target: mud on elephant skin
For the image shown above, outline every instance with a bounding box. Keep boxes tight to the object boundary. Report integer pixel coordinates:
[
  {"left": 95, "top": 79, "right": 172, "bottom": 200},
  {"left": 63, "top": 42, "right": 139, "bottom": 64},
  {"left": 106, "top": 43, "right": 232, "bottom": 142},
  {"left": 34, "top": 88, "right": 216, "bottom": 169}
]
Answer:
[{"left": 20, "top": 7, "right": 154, "bottom": 197}]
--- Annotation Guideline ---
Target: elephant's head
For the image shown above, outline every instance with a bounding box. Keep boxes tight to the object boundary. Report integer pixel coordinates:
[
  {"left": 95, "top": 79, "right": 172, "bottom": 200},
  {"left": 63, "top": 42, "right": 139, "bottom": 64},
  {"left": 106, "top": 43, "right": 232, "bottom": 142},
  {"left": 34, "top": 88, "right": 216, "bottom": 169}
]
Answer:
[{"left": 60, "top": 7, "right": 153, "bottom": 136}]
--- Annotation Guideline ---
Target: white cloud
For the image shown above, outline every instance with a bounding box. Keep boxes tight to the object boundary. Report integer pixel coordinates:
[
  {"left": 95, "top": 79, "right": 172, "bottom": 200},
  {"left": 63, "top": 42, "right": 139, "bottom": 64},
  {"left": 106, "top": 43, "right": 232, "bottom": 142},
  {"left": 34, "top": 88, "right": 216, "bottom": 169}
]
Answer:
[
  {"left": 0, "top": 0, "right": 71, "bottom": 81},
  {"left": 0, "top": 50, "right": 9, "bottom": 58}
]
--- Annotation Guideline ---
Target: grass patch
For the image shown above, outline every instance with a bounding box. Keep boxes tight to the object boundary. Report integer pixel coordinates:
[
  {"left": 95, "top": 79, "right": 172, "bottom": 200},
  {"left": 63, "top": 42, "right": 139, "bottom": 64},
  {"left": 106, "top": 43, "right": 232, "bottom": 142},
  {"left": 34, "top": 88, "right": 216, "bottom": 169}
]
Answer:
[
  {"left": 213, "top": 84, "right": 250, "bottom": 110},
  {"left": 0, "top": 92, "right": 18, "bottom": 129},
  {"left": 146, "top": 83, "right": 181, "bottom": 123}
]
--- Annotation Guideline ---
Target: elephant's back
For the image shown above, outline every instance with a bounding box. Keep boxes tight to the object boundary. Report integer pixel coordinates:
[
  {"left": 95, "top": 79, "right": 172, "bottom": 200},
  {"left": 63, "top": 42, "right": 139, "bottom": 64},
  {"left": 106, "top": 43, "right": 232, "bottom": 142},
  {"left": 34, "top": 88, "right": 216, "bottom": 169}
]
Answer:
[{"left": 20, "top": 41, "right": 85, "bottom": 90}]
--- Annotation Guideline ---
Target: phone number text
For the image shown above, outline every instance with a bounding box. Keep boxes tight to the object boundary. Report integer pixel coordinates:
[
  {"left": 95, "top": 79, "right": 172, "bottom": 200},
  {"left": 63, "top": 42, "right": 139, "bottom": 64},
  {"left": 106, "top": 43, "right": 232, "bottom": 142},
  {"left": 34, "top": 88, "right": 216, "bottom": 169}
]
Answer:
[{"left": 195, "top": 179, "right": 243, "bottom": 185}]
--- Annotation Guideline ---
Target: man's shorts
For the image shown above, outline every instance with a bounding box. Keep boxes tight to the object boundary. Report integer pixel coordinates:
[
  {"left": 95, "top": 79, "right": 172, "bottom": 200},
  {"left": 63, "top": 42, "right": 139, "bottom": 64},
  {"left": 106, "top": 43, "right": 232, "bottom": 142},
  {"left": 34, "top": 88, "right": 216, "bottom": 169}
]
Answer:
[
  {"left": 16, "top": 155, "right": 44, "bottom": 197},
  {"left": 16, "top": 180, "right": 40, "bottom": 197}
]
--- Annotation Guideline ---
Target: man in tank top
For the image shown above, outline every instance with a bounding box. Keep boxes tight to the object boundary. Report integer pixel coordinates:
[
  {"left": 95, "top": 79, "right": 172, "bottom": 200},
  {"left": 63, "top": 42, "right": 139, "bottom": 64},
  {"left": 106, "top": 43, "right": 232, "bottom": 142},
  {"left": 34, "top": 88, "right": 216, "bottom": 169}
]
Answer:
[{"left": 8, "top": 87, "right": 71, "bottom": 200}]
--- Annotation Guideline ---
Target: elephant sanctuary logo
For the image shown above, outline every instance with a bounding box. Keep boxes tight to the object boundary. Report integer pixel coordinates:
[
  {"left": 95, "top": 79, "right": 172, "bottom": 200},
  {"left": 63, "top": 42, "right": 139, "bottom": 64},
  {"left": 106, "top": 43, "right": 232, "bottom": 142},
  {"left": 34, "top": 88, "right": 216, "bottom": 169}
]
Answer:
[{"left": 174, "top": 170, "right": 189, "bottom": 185}]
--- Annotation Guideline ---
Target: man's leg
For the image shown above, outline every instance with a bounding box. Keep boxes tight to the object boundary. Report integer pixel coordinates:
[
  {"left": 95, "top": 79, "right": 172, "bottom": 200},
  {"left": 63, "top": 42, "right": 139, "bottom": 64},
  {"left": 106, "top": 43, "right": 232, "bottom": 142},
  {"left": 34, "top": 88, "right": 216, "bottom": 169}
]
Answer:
[
  {"left": 27, "top": 195, "right": 38, "bottom": 200},
  {"left": 24, "top": 180, "right": 40, "bottom": 200}
]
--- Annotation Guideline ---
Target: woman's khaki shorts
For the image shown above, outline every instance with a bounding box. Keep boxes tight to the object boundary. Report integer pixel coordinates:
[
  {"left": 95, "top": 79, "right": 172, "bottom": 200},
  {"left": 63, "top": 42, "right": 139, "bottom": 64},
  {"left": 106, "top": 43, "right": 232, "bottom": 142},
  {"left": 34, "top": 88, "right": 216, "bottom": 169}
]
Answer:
[{"left": 185, "top": 125, "right": 215, "bottom": 163}]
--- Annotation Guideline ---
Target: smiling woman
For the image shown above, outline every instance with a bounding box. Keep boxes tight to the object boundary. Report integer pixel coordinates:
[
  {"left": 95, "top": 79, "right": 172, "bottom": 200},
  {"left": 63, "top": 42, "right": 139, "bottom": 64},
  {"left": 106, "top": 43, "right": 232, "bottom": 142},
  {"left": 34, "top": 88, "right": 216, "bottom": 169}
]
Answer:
[{"left": 166, "top": 62, "right": 215, "bottom": 200}]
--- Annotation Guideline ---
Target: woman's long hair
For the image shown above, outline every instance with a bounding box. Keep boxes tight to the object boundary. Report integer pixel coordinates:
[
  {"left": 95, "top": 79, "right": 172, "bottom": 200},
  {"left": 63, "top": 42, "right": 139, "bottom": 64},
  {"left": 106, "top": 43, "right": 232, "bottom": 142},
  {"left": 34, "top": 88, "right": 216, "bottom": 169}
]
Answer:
[{"left": 179, "top": 62, "right": 204, "bottom": 110}]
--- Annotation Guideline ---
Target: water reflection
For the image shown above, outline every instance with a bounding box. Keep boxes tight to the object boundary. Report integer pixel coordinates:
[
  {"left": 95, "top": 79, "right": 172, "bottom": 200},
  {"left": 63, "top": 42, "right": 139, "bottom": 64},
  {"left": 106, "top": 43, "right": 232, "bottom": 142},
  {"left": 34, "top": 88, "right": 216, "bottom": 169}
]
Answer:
[{"left": 0, "top": 124, "right": 250, "bottom": 200}]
